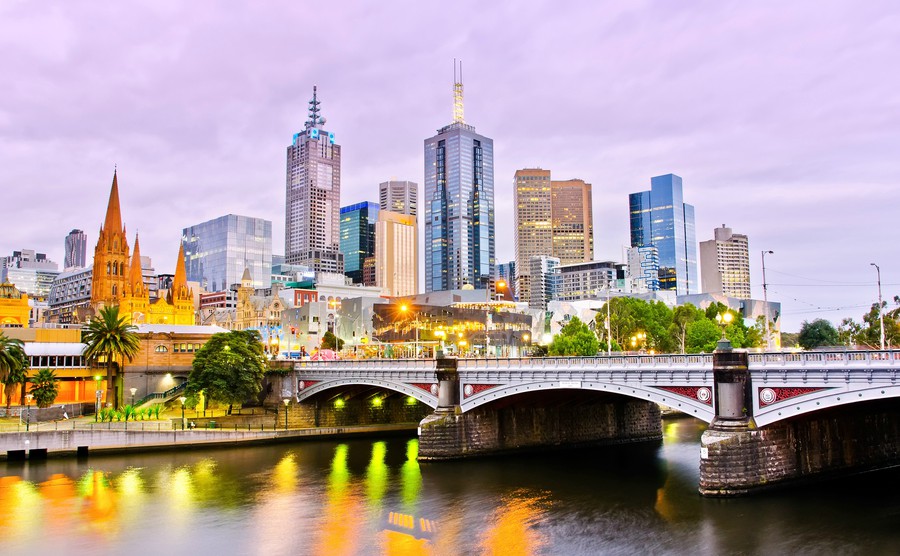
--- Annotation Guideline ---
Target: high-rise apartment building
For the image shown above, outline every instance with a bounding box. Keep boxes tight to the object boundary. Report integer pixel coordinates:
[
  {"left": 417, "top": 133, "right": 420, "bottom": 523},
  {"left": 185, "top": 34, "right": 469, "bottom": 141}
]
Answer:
[
  {"left": 285, "top": 86, "right": 343, "bottom": 274},
  {"left": 424, "top": 63, "right": 494, "bottom": 292},
  {"left": 551, "top": 179, "right": 594, "bottom": 264},
  {"left": 64, "top": 230, "right": 87, "bottom": 270},
  {"left": 340, "top": 202, "right": 379, "bottom": 284},
  {"left": 379, "top": 180, "right": 417, "bottom": 216},
  {"left": 183, "top": 214, "right": 273, "bottom": 292},
  {"left": 514, "top": 169, "right": 594, "bottom": 304},
  {"left": 375, "top": 211, "right": 417, "bottom": 297},
  {"left": 629, "top": 174, "right": 698, "bottom": 295},
  {"left": 700, "top": 224, "right": 751, "bottom": 298},
  {"left": 626, "top": 246, "right": 660, "bottom": 293},
  {"left": 529, "top": 255, "right": 560, "bottom": 310}
]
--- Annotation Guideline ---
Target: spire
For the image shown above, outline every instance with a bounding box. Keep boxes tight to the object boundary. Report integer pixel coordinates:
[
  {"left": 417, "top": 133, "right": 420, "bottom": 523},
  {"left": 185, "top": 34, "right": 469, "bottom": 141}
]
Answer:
[
  {"left": 128, "top": 234, "right": 144, "bottom": 296},
  {"left": 168, "top": 242, "right": 191, "bottom": 304},
  {"left": 241, "top": 267, "right": 253, "bottom": 284},
  {"left": 305, "top": 85, "right": 326, "bottom": 130},
  {"left": 103, "top": 169, "right": 124, "bottom": 233},
  {"left": 453, "top": 59, "right": 465, "bottom": 124}
]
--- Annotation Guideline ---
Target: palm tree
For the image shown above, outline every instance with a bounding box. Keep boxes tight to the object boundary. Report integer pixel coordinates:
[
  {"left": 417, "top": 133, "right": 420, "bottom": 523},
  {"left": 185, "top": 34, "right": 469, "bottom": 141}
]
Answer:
[
  {"left": 30, "top": 369, "right": 60, "bottom": 408},
  {"left": 0, "top": 332, "right": 28, "bottom": 408},
  {"left": 82, "top": 306, "right": 140, "bottom": 408}
]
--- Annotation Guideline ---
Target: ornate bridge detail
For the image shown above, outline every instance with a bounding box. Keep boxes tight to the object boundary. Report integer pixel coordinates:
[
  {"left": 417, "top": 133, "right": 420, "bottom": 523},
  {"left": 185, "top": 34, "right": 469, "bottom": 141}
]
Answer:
[{"left": 294, "top": 350, "right": 900, "bottom": 426}]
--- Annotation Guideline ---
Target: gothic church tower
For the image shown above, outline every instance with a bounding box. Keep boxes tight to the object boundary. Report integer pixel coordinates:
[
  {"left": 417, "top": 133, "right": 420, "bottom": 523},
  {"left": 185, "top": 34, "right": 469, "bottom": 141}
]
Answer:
[{"left": 90, "top": 171, "right": 131, "bottom": 311}]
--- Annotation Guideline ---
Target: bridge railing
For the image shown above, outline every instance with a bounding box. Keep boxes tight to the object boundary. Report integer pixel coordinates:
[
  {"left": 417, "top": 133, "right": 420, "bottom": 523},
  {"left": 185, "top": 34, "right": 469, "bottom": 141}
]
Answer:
[
  {"left": 295, "top": 359, "right": 437, "bottom": 371},
  {"left": 748, "top": 350, "right": 899, "bottom": 368},
  {"left": 457, "top": 354, "right": 714, "bottom": 369}
]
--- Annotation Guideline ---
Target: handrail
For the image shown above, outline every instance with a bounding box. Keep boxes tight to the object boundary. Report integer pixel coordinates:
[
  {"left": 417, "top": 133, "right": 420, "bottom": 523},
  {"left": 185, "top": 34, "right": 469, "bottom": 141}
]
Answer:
[{"left": 134, "top": 381, "right": 187, "bottom": 407}]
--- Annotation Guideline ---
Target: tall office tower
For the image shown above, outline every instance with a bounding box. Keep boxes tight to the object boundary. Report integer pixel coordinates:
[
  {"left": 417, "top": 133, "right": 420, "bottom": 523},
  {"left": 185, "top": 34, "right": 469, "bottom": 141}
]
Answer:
[
  {"left": 375, "top": 210, "right": 418, "bottom": 297},
  {"left": 514, "top": 168, "right": 552, "bottom": 304},
  {"left": 551, "top": 179, "right": 594, "bottom": 264},
  {"left": 340, "top": 202, "right": 379, "bottom": 284},
  {"left": 379, "top": 180, "right": 418, "bottom": 216},
  {"left": 285, "top": 86, "right": 343, "bottom": 274},
  {"left": 1, "top": 249, "right": 59, "bottom": 300},
  {"left": 626, "top": 246, "right": 660, "bottom": 293},
  {"left": 64, "top": 229, "right": 87, "bottom": 269},
  {"left": 629, "top": 174, "right": 698, "bottom": 295},
  {"left": 529, "top": 255, "right": 560, "bottom": 311},
  {"left": 90, "top": 171, "right": 131, "bottom": 310},
  {"left": 700, "top": 224, "right": 751, "bottom": 298},
  {"left": 183, "top": 214, "right": 273, "bottom": 292},
  {"left": 424, "top": 61, "right": 494, "bottom": 292}
]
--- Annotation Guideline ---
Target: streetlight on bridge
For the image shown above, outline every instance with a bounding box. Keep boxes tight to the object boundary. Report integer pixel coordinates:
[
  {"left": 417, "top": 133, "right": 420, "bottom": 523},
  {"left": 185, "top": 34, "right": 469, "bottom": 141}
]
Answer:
[
  {"left": 761, "top": 250, "right": 774, "bottom": 350},
  {"left": 399, "top": 304, "right": 419, "bottom": 358},
  {"left": 871, "top": 263, "right": 885, "bottom": 351}
]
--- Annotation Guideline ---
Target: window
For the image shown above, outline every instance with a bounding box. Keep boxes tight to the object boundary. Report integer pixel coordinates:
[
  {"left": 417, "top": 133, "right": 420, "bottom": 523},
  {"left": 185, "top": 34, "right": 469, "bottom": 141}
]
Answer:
[{"left": 155, "top": 345, "right": 168, "bottom": 353}]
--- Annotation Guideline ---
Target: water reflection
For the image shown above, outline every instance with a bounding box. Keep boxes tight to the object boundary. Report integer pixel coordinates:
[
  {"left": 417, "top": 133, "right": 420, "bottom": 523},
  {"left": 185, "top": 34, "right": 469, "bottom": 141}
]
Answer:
[
  {"left": 313, "top": 443, "right": 363, "bottom": 555},
  {"left": 479, "top": 489, "right": 550, "bottom": 555}
]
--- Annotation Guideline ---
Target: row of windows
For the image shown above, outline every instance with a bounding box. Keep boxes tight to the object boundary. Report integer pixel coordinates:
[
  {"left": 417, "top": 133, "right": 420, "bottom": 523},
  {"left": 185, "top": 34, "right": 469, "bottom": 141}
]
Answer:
[{"left": 154, "top": 343, "right": 204, "bottom": 354}]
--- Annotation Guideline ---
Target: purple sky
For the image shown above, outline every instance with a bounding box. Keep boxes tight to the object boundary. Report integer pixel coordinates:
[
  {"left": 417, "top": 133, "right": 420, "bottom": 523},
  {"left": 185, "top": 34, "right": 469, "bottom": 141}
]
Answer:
[{"left": 2, "top": 1, "right": 898, "bottom": 331}]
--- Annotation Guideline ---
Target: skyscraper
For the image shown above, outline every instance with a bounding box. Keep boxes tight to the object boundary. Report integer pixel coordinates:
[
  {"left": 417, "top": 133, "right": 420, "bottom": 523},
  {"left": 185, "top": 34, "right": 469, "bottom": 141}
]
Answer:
[
  {"left": 629, "top": 174, "right": 698, "bottom": 295},
  {"left": 379, "top": 180, "right": 417, "bottom": 216},
  {"left": 183, "top": 214, "right": 273, "bottom": 292},
  {"left": 64, "top": 229, "right": 87, "bottom": 270},
  {"left": 375, "top": 210, "right": 418, "bottom": 297},
  {"left": 285, "top": 86, "right": 343, "bottom": 274},
  {"left": 700, "top": 224, "right": 751, "bottom": 298},
  {"left": 514, "top": 169, "right": 594, "bottom": 303},
  {"left": 529, "top": 255, "right": 560, "bottom": 310},
  {"left": 424, "top": 62, "right": 494, "bottom": 292},
  {"left": 340, "top": 202, "right": 379, "bottom": 284}
]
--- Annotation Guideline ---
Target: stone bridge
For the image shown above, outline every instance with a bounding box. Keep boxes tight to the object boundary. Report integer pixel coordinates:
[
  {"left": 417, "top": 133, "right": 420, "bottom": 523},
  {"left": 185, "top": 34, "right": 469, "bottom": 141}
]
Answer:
[{"left": 295, "top": 349, "right": 900, "bottom": 496}]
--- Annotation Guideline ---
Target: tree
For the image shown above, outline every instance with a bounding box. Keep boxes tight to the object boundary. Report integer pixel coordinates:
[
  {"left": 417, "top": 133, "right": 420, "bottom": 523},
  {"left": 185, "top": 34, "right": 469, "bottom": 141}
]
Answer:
[
  {"left": 322, "top": 331, "right": 344, "bottom": 351},
  {"left": 0, "top": 332, "right": 28, "bottom": 409},
  {"left": 685, "top": 319, "right": 720, "bottom": 353},
  {"left": 669, "top": 304, "right": 703, "bottom": 354},
  {"left": 82, "top": 305, "right": 141, "bottom": 408},
  {"left": 798, "top": 319, "right": 839, "bottom": 349},
  {"left": 186, "top": 330, "right": 267, "bottom": 414},
  {"left": 549, "top": 317, "right": 599, "bottom": 356},
  {"left": 30, "top": 369, "right": 59, "bottom": 408}
]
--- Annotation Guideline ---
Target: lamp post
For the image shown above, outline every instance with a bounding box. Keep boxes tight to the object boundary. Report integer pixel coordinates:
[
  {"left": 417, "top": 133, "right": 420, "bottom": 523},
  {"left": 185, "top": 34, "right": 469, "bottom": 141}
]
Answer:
[
  {"left": 606, "top": 284, "right": 613, "bottom": 356},
  {"left": 715, "top": 311, "right": 734, "bottom": 340},
  {"left": 329, "top": 299, "right": 342, "bottom": 350},
  {"left": 496, "top": 280, "right": 506, "bottom": 302},
  {"left": 871, "top": 263, "right": 885, "bottom": 351},
  {"left": 94, "top": 375, "right": 103, "bottom": 422},
  {"left": 130, "top": 387, "right": 137, "bottom": 407},
  {"left": 25, "top": 393, "right": 33, "bottom": 432},
  {"left": 761, "top": 250, "right": 774, "bottom": 350},
  {"left": 179, "top": 396, "right": 187, "bottom": 429},
  {"left": 523, "top": 333, "right": 530, "bottom": 357},
  {"left": 630, "top": 332, "right": 646, "bottom": 353},
  {"left": 400, "top": 304, "right": 419, "bottom": 358},
  {"left": 283, "top": 397, "right": 290, "bottom": 430}
]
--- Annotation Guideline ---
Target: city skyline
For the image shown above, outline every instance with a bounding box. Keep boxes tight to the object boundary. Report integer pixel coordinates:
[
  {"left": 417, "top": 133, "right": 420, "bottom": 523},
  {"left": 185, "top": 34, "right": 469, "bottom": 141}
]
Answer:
[{"left": 2, "top": 1, "right": 898, "bottom": 330}]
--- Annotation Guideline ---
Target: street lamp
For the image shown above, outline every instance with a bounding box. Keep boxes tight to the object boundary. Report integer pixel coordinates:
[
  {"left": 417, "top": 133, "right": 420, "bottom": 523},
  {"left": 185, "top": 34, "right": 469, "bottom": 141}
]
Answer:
[
  {"left": 179, "top": 396, "right": 187, "bottom": 429},
  {"left": 761, "top": 250, "right": 774, "bottom": 350},
  {"left": 630, "top": 332, "right": 646, "bottom": 352},
  {"left": 329, "top": 299, "right": 342, "bottom": 349},
  {"left": 283, "top": 397, "right": 290, "bottom": 430},
  {"left": 130, "top": 387, "right": 137, "bottom": 407},
  {"left": 24, "top": 393, "right": 33, "bottom": 431},
  {"left": 496, "top": 280, "right": 506, "bottom": 302},
  {"left": 400, "top": 304, "right": 419, "bottom": 358},
  {"left": 522, "top": 333, "right": 530, "bottom": 357},
  {"left": 871, "top": 263, "right": 885, "bottom": 351},
  {"left": 715, "top": 311, "right": 734, "bottom": 340}
]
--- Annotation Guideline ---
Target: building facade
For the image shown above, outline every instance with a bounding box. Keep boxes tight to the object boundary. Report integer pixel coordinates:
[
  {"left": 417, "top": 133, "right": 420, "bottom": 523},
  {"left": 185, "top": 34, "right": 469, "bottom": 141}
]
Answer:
[
  {"left": 529, "top": 255, "right": 560, "bottom": 310},
  {"left": 285, "top": 86, "right": 343, "bottom": 274},
  {"left": 339, "top": 202, "right": 379, "bottom": 284},
  {"left": 46, "top": 266, "right": 93, "bottom": 323},
  {"left": 375, "top": 210, "right": 417, "bottom": 297},
  {"left": 379, "top": 180, "right": 418, "bottom": 216},
  {"left": 557, "top": 260, "right": 620, "bottom": 302},
  {"left": 2, "top": 249, "right": 59, "bottom": 301},
  {"left": 514, "top": 169, "right": 552, "bottom": 304},
  {"left": 629, "top": 173, "right": 698, "bottom": 295},
  {"left": 0, "top": 282, "right": 29, "bottom": 327},
  {"left": 183, "top": 214, "right": 273, "bottom": 292},
  {"left": 424, "top": 68, "right": 494, "bottom": 292},
  {"left": 65, "top": 229, "right": 87, "bottom": 270},
  {"left": 551, "top": 179, "right": 594, "bottom": 264},
  {"left": 626, "top": 246, "right": 660, "bottom": 293},
  {"left": 700, "top": 224, "right": 751, "bottom": 298},
  {"left": 90, "top": 171, "right": 131, "bottom": 311}
]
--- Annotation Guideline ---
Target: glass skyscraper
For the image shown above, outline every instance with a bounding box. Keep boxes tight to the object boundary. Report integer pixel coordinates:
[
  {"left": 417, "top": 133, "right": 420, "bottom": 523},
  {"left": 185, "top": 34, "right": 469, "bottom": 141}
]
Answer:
[
  {"left": 629, "top": 174, "right": 698, "bottom": 295},
  {"left": 182, "top": 214, "right": 272, "bottom": 292},
  {"left": 285, "top": 86, "right": 343, "bottom": 274},
  {"left": 64, "top": 229, "right": 87, "bottom": 270},
  {"left": 424, "top": 66, "right": 494, "bottom": 292},
  {"left": 339, "top": 201, "right": 379, "bottom": 284}
]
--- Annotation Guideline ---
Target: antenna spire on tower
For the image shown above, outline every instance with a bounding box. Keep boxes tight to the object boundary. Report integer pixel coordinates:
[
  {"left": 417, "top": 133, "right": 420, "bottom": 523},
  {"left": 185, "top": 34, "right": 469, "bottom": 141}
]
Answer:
[
  {"left": 453, "top": 59, "right": 465, "bottom": 124},
  {"left": 305, "top": 85, "right": 324, "bottom": 129}
]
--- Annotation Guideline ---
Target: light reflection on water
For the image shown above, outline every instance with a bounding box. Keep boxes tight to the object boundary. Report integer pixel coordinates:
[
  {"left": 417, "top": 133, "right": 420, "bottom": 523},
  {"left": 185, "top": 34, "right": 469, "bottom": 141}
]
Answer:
[{"left": 1, "top": 419, "right": 900, "bottom": 555}]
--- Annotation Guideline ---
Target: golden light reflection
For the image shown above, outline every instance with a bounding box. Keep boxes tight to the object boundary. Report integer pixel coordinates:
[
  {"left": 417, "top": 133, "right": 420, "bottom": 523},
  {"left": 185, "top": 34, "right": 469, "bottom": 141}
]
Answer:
[
  {"left": 272, "top": 452, "right": 299, "bottom": 493},
  {"left": 400, "top": 439, "right": 421, "bottom": 507},
  {"left": 40, "top": 473, "right": 77, "bottom": 529},
  {"left": 0, "top": 476, "right": 42, "bottom": 540},
  {"left": 78, "top": 470, "right": 120, "bottom": 532},
  {"left": 115, "top": 468, "right": 147, "bottom": 523},
  {"left": 313, "top": 443, "right": 363, "bottom": 555},
  {"left": 479, "top": 489, "right": 549, "bottom": 555},
  {"left": 366, "top": 442, "right": 388, "bottom": 507}
]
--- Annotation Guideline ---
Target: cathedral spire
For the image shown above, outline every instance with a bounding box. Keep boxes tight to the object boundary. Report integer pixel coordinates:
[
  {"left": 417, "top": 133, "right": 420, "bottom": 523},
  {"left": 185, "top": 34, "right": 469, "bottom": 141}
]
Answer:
[
  {"left": 128, "top": 234, "right": 144, "bottom": 296},
  {"left": 103, "top": 169, "right": 124, "bottom": 233},
  {"left": 167, "top": 242, "right": 192, "bottom": 305}
]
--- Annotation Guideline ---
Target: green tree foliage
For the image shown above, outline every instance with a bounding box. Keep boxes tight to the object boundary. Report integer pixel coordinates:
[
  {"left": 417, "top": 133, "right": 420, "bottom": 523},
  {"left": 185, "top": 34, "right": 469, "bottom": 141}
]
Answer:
[
  {"left": 82, "top": 305, "right": 141, "bottom": 408},
  {"left": 0, "top": 332, "right": 28, "bottom": 409},
  {"left": 549, "top": 317, "right": 599, "bottom": 356},
  {"left": 838, "top": 295, "right": 900, "bottom": 349},
  {"left": 30, "top": 369, "right": 59, "bottom": 408},
  {"left": 186, "top": 330, "right": 267, "bottom": 413},
  {"left": 798, "top": 319, "right": 840, "bottom": 349},
  {"left": 685, "top": 319, "right": 721, "bottom": 353},
  {"left": 321, "top": 331, "right": 344, "bottom": 351}
]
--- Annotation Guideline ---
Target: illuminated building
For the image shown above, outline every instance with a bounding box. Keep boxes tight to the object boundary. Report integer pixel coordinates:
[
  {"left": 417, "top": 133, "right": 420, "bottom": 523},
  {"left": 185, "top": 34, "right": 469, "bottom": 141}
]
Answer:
[
  {"left": 340, "top": 202, "right": 379, "bottom": 284},
  {"left": 183, "top": 214, "right": 273, "bottom": 292},
  {"left": 375, "top": 211, "right": 417, "bottom": 297},
  {"left": 699, "top": 224, "right": 751, "bottom": 298},
  {"left": 0, "top": 281, "right": 29, "bottom": 328}
]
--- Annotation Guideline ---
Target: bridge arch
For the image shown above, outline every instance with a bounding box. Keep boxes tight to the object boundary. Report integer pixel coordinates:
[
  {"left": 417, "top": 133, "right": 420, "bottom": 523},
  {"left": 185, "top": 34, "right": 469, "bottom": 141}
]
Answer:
[
  {"left": 295, "top": 378, "right": 439, "bottom": 408},
  {"left": 754, "top": 383, "right": 900, "bottom": 427},
  {"left": 459, "top": 380, "right": 715, "bottom": 423}
]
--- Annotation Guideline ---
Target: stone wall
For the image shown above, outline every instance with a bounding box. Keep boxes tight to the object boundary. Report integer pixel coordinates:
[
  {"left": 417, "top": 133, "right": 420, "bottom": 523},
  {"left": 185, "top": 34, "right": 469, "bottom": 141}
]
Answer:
[
  {"left": 287, "top": 398, "right": 431, "bottom": 429},
  {"left": 700, "top": 399, "right": 900, "bottom": 496},
  {"left": 418, "top": 399, "right": 662, "bottom": 461}
]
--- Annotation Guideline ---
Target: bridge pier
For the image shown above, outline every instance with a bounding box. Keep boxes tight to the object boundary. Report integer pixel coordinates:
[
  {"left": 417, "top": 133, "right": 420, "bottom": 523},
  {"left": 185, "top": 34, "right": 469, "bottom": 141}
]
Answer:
[{"left": 418, "top": 358, "right": 662, "bottom": 461}]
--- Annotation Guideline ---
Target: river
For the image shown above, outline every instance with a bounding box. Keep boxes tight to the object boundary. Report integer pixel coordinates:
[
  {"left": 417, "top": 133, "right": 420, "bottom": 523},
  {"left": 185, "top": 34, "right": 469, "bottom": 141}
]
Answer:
[{"left": 1, "top": 418, "right": 899, "bottom": 555}]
